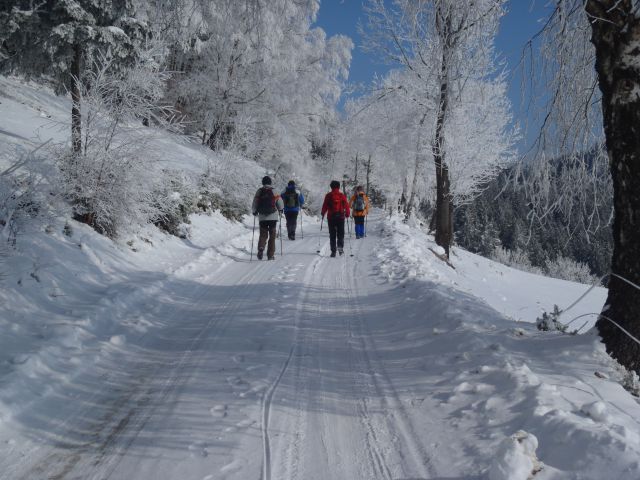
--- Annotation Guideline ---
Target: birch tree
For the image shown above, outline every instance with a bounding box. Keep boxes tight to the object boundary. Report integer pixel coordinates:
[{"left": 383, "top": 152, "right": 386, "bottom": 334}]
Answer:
[{"left": 363, "top": 0, "right": 513, "bottom": 256}]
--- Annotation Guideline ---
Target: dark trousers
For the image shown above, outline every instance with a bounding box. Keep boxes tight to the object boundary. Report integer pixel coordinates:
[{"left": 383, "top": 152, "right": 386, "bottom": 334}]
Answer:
[
  {"left": 328, "top": 217, "right": 345, "bottom": 252},
  {"left": 354, "top": 216, "right": 365, "bottom": 237},
  {"left": 284, "top": 211, "right": 298, "bottom": 238},
  {"left": 258, "top": 220, "right": 277, "bottom": 258}
]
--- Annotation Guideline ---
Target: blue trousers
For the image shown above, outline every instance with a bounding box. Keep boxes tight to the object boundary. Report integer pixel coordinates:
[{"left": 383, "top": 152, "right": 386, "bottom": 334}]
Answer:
[{"left": 354, "top": 217, "right": 365, "bottom": 237}]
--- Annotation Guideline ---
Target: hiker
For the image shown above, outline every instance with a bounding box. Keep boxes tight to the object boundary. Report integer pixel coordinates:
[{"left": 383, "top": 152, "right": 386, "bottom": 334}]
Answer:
[
  {"left": 350, "top": 185, "right": 370, "bottom": 239},
  {"left": 321, "top": 180, "right": 350, "bottom": 257},
  {"left": 281, "top": 180, "right": 305, "bottom": 240},
  {"left": 252, "top": 176, "right": 284, "bottom": 260}
]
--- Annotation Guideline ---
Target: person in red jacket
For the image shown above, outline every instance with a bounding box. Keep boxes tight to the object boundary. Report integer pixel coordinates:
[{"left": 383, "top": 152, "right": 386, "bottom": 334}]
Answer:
[{"left": 321, "top": 180, "right": 350, "bottom": 257}]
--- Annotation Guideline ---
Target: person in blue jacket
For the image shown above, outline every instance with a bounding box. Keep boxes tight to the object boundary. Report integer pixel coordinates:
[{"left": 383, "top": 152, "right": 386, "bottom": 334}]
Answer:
[{"left": 281, "top": 180, "right": 304, "bottom": 240}]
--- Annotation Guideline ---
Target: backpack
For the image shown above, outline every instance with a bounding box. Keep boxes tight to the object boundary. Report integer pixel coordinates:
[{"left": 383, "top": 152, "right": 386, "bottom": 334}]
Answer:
[
  {"left": 284, "top": 190, "right": 299, "bottom": 209},
  {"left": 354, "top": 194, "right": 365, "bottom": 212},
  {"left": 328, "top": 191, "right": 344, "bottom": 218},
  {"left": 255, "top": 187, "right": 276, "bottom": 215}
]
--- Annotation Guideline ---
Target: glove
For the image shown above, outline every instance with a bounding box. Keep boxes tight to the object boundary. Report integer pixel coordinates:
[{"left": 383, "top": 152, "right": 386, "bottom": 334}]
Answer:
[{"left": 253, "top": 211, "right": 257, "bottom": 216}]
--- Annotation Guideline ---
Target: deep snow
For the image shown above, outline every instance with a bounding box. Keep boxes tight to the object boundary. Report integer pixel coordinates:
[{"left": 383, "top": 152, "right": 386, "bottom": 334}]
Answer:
[{"left": 2, "top": 75, "right": 640, "bottom": 480}]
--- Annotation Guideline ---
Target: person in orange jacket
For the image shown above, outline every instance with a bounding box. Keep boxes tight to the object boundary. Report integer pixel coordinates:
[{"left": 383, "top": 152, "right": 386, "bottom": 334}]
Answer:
[
  {"left": 321, "top": 180, "right": 350, "bottom": 257},
  {"left": 349, "top": 185, "right": 370, "bottom": 239}
]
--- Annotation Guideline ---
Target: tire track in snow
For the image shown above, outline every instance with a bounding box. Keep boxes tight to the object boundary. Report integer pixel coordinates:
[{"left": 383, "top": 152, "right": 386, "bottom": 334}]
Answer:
[
  {"left": 346, "top": 239, "right": 436, "bottom": 479},
  {"left": 260, "top": 252, "right": 322, "bottom": 480},
  {"left": 20, "top": 258, "right": 270, "bottom": 480}
]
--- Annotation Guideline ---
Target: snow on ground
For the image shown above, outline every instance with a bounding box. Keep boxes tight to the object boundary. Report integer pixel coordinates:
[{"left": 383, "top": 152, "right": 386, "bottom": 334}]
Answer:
[
  {"left": 376, "top": 215, "right": 608, "bottom": 327},
  {"left": 2, "top": 75, "right": 639, "bottom": 480}
]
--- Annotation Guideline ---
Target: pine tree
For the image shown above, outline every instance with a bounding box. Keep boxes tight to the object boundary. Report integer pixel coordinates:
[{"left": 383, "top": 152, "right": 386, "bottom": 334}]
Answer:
[{"left": 0, "top": 0, "right": 148, "bottom": 152}]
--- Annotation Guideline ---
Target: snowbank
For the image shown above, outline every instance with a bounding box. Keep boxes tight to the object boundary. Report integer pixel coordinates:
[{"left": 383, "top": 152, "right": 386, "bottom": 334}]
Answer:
[{"left": 370, "top": 214, "right": 640, "bottom": 479}]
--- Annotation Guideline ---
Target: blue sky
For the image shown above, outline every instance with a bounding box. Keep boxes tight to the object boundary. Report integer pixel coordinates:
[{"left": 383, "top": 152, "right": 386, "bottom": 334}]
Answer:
[{"left": 314, "top": 0, "right": 552, "bottom": 153}]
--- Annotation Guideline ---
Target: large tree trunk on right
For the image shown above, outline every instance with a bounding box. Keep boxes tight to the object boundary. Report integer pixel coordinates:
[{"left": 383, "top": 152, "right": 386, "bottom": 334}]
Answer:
[
  {"left": 586, "top": 1, "right": 640, "bottom": 373},
  {"left": 71, "top": 43, "right": 82, "bottom": 154}
]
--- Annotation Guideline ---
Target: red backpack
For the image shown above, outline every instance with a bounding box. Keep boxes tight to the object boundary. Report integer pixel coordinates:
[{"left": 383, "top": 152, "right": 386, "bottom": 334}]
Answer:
[{"left": 327, "top": 191, "right": 344, "bottom": 218}]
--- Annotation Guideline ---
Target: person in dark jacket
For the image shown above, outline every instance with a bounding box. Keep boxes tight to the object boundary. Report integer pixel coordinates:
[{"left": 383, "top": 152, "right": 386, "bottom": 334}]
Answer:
[
  {"left": 281, "top": 180, "right": 305, "bottom": 240},
  {"left": 252, "top": 176, "right": 284, "bottom": 260},
  {"left": 321, "top": 180, "right": 350, "bottom": 257}
]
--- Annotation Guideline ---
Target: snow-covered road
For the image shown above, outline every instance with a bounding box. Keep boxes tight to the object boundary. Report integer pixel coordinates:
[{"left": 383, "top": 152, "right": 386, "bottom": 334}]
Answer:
[
  {"left": 1, "top": 215, "right": 441, "bottom": 479},
  {"left": 2, "top": 213, "right": 639, "bottom": 480}
]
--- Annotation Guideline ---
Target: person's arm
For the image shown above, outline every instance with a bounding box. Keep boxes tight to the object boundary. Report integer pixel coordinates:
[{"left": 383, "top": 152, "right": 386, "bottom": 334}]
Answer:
[
  {"left": 276, "top": 195, "right": 284, "bottom": 212},
  {"left": 298, "top": 191, "right": 304, "bottom": 207},
  {"left": 344, "top": 194, "right": 351, "bottom": 218},
  {"left": 365, "top": 195, "right": 370, "bottom": 215},
  {"left": 321, "top": 194, "right": 328, "bottom": 217},
  {"left": 251, "top": 190, "right": 258, "bottom": 215}
]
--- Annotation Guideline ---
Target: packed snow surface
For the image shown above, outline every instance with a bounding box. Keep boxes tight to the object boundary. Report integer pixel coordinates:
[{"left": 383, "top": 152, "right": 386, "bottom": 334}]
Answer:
[{"left": 1, "top": 76, "right": 639, "bottom": 480}]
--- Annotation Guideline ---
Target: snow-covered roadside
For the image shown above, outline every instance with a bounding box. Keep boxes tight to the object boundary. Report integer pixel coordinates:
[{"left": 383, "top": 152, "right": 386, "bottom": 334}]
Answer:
[
  {"left": 375, "top": 215, "right": 608, "bottom": 326},
  {"left": 371, "top": 214, "right": 640, "bottom": 479},
  {"left": 0, "top": 212, "right": 253, "bottom": 431}
]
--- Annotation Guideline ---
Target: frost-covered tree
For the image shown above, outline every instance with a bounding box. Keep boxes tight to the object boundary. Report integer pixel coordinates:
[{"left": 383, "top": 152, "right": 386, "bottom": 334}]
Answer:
[
  {"left": 362, "top": 0, "right": 515, "bottom": 256},
  {"left": 0, "top": 0, "right": 148, "bottom": 152},
  {"left": 164, "top": 0, "right": 352, "bottom": 175}
]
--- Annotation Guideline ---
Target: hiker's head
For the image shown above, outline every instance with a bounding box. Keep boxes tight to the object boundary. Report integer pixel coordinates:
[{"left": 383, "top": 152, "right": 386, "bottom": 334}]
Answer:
[
  {"left": 262, "top": 176, "right": 272, "bottom": 186},
  {"left": 330, "top": 180, "right": 340, "bottom": 190},
  {"left": 287, "top": 180, "right": 296, "bottom": 188},
  {"left": 356, "top": 185, "right": 364, "bottom": 193}
]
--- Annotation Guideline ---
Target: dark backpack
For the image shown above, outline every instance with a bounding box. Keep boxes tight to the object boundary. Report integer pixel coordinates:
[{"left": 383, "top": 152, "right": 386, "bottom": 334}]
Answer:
[
  {"left": 284, "top": 190, "right": 299, "bottom": 209},
  {"left": 354, "top": 194, "right": 365, "bottom": 212},
  {"left": 255, "top": 187, "right": 276, "bottom": 215}
]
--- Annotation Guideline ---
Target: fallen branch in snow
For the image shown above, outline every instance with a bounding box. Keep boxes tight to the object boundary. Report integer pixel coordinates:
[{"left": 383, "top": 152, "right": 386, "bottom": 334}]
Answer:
[{"left": 429, "top": 247, "right": 456, "bottom": 270}]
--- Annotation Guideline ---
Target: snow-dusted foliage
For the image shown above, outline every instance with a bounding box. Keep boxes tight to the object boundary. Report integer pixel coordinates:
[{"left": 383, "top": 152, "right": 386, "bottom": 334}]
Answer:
[
  {"left": 163, "top": 0, "right": 352, "bottom": 175},
  {"left": 0, "top": 147, "right": 45, "bottom": 245},
  {"left": 57, "top": 56, "right": 178, "bottom": 237}
]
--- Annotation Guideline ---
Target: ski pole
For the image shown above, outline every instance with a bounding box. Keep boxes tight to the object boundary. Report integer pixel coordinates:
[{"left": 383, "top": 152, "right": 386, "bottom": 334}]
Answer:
[
  {"left": 279, "top": 212, "right": 283, "bottom": 257},
  {"left": 250, "top": 215, "right": 256, "bottom": 261},
  {"left": 317, "top": 216, "right": 323, "bottom": 253},
  {"left": 365, "top": 215, "right": 368, "bottom": 237},
  {"left": 300, "top": 209, "right": 303, "bottom": 239}
]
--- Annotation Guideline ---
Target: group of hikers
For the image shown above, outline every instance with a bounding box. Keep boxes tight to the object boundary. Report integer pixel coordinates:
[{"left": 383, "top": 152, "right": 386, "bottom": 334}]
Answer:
[{"left": 251, "top": 176, "right": 370, "bottom": 260}]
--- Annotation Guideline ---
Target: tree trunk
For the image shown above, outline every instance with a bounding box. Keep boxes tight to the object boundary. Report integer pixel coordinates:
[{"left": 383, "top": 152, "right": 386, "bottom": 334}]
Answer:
[
  {"left": 71, "top": 43, "right": 82, "bottom": 154},
  {"left": 586, "top": 1, "right": 640, "bottom": 373},
  {"left": 365, "top": 154, "right": 372, "bottom": 196},
  {"left": 354, "top": 153, "right": 359, "bottom": 186},
  {"left": 406, "top": 112, "right": 428, "bottom": 221},
  {"left": 432, "top": 51, "right": 452, "bottom": 257}
]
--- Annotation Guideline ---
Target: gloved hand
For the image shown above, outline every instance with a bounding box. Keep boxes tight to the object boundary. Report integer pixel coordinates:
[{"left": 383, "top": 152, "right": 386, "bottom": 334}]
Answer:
[{"left": 253, "top": 211, "right": 257, "bottom": 216}]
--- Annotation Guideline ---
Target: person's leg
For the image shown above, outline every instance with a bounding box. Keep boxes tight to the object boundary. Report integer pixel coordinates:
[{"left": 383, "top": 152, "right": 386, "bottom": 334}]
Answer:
[
  {"left": 354, "top": 217, "right": 364, "bottom": 237},
  {"left": 337, "top": 218, "right": 345, "bottom": 250},
  {"left": 267, "top": 221, "right": 277, "bottom": 258},
  {"left": 328, "top": 218, "right": 337, "bottom": 253},
  {"left": 286, "top": 212, "right": 298, "bottom": 239},
  {"left": 257, "top": 221, "right": 268, "bottom": 259}
]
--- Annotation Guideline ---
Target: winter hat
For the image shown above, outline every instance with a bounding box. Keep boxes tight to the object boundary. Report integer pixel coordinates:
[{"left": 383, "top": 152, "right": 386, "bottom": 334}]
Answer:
[
  {"left": 330, "top": 180, "right": 340, "bottom": 189},
  {"left": 356, "top": 185, "right": 364, "bottom": 192},
  {"left": 288, "top": 180, "right": 296, "bottom": 187},
  {"left": 262, "top": 176, "right": 272, "bottom": 186}
]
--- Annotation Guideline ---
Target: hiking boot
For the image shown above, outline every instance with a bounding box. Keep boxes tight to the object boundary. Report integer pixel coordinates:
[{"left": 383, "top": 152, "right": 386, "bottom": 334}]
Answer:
[
  {"left": 268, "top": 256, "right": 275, "bottom": 261},
  {"left": 330, "top": 251, "right": 336, "bottom": 258},
  {"left": 257, "top": 250, "right": 263, "bottom": 260},
  {"left": 338, "top": 248, "right": 344, "bottom": 256}
]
